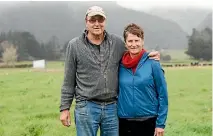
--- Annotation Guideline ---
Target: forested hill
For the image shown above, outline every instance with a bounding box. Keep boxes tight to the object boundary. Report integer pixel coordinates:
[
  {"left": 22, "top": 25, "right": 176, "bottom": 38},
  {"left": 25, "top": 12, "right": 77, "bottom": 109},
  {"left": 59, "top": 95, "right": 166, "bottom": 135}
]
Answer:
[{"left": 0, "top": 1, "right": 188, "bottom": 49}]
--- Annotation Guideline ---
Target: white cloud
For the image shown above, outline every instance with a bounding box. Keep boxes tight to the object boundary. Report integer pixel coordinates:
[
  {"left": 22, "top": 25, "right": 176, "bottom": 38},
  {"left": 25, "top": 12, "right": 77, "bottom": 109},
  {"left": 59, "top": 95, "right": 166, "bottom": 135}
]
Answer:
[
  {"left": 0, "top": 0, "right": 212, "bottom": 10},
  {"left": 116, "top": 0, "right": 213, "bottom": 10}
]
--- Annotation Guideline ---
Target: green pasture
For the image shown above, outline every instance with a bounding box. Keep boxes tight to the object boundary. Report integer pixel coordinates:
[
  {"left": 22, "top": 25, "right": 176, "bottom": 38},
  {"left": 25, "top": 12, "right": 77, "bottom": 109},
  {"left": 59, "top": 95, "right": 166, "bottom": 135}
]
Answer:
[{"left": 0, "top": 61, "right": 211, "bottom": 136}]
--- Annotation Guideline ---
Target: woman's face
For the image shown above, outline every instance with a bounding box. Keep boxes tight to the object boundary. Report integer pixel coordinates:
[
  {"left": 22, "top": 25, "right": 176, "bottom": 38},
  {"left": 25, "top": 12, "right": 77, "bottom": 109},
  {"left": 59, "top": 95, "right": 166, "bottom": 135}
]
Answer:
[{"left": 125, "top": 33, "right": 144, "bottom": 56}]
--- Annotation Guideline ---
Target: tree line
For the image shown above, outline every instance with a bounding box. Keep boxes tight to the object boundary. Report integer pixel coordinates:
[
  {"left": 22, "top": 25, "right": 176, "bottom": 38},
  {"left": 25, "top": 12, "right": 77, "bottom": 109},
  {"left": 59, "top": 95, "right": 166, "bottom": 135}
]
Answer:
[
  {"left": 0, "top": 27, "right": 212, "bottom": 65},
  {"left": 0, "top": 31, "right": 62, "bottom": 62},
  {"left": 186, "top": 27, "right": 212, "bottom": 61}
]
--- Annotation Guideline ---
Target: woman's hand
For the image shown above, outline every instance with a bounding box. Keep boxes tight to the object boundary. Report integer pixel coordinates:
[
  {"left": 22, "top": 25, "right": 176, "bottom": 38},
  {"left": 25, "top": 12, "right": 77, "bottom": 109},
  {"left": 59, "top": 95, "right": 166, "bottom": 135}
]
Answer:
[{"left": 154, "top": 128, "right": 164, "bottom": 136}]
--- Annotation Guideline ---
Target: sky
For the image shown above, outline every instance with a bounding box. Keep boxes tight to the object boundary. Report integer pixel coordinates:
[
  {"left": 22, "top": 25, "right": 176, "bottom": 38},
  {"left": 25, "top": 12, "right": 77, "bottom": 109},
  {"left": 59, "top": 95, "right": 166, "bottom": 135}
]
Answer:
[
  {"left": 116, "top": 0, "right": 213, "bottom": 11},
  {"left": 0, "top": 0, "right": 212, "bottom": 11}
]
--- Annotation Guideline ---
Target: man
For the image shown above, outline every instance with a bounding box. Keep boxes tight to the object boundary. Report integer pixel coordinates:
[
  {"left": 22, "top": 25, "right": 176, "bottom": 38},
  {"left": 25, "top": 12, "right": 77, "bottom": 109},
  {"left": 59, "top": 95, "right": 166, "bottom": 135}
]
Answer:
[{"left": 60, "top": 6, "right": 160, "bottom": 136}]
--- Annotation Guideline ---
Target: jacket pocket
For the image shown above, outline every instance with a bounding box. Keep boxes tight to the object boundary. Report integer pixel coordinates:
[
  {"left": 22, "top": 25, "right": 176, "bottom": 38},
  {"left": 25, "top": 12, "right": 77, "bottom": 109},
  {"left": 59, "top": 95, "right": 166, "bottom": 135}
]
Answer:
[{"left": 147, "top": 89, "right": 156, "bottom": 104}]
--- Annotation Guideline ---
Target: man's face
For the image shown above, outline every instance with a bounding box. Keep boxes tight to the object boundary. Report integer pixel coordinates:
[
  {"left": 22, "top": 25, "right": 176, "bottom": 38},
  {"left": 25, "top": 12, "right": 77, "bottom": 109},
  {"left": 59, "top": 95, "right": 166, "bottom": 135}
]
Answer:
[{"left": 86, "top": 15, "right": 106, "bottom": 36}]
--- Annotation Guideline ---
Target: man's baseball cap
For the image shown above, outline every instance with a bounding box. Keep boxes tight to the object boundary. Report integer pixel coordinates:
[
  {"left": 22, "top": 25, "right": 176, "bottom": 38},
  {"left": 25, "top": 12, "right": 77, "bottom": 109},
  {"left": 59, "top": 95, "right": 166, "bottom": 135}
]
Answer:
[{"left": 86, "top": 6, "right": 106, "bottom": 19}]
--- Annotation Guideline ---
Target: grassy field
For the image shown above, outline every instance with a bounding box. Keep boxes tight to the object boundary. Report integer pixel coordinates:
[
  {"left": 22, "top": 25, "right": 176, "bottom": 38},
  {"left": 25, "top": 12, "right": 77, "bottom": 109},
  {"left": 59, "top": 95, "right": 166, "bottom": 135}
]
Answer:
[
  {"left": 0, "top": 62, "right": 212, "bottom": 136},
  {"left": 163, "top": 49, "right": 190, "bottom": 61}
]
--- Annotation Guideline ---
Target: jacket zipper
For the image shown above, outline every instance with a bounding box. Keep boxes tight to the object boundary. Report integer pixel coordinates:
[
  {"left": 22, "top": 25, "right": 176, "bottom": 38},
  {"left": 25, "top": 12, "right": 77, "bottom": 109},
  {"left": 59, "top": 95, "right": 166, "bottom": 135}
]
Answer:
[{"left": 132, "top": 75, "right": 135, "bottom": 117}]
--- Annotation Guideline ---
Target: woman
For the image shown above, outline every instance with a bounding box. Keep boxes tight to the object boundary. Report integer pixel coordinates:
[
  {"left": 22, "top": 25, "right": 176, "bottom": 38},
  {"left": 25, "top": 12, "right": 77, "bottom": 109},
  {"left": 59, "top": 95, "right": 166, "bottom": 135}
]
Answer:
[{"left": 117, "top": 23, "right": 168, "bottom": 136}]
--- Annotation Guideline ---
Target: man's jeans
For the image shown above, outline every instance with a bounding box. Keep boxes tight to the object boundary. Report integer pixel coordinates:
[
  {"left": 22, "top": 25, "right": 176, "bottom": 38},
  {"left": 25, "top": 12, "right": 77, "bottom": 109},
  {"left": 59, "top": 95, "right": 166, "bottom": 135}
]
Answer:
[{"left": 74, "top": 100, "right": 118, "bottom": 136}]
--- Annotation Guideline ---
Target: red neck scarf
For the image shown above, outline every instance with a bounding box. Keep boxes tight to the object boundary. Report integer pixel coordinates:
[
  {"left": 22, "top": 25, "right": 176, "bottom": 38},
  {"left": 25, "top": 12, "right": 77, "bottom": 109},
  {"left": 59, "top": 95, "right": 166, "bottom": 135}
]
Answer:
[{"left": 121, "top": 49, "right": 146, "bottom": 73}]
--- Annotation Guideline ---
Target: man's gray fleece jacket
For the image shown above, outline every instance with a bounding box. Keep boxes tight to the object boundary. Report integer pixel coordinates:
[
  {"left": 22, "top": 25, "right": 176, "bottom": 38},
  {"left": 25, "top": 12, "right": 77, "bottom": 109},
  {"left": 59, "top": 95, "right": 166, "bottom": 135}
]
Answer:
[{"left": 60, "top": 32, "right": 125, "bottom": 111}]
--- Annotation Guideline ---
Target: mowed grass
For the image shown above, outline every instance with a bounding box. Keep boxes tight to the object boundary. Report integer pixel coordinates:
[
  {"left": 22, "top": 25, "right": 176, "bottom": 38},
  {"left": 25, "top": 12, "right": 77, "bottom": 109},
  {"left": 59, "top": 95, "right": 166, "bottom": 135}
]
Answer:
[{"left": 0, "top": 66, "right": 212, "bottom": 136}]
